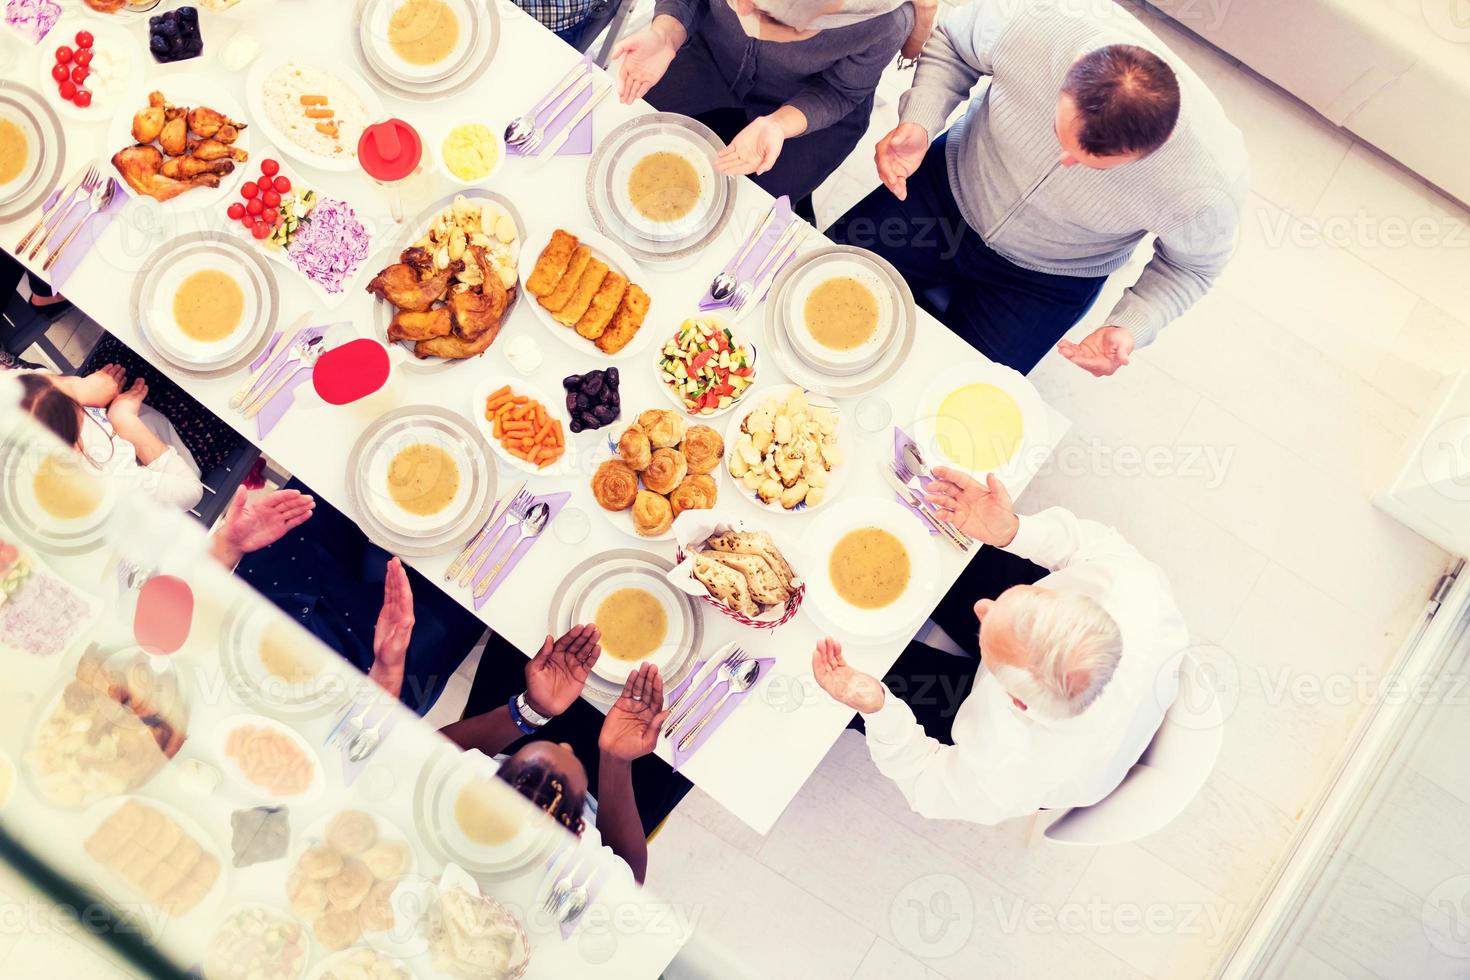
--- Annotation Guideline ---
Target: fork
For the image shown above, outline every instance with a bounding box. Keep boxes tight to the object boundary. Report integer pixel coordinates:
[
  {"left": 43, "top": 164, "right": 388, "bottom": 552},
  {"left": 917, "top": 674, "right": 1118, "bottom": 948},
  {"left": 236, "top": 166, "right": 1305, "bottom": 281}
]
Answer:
[
  {"left": 543, "top": 857, "right": 584, "bottom": 915},
  {"left": 24, "top": 165, "right": 101, "bottom": 261},
  {"left": 730, "top": 220, "right": 805, "bottom": 314},
  {"left": 458, "top": 489, "right": 532, "bottom": 586},
  {"left": 665, "top": 650, "right": 749, "bottom": 736},
  {"left": 15, "top": 163, "right": 94, "bottom": 255},
  {"left": 893, "top": 456, "right": 970, "bottom": 551},
  {"left": 43, "top": 178, "right": 116, "bottom": 273},
  {"left": 242, "top": 335, "right": 323, "bottom": 418},
  {"left": 518, "top": 73, "right": 593, "bottom": 156}
]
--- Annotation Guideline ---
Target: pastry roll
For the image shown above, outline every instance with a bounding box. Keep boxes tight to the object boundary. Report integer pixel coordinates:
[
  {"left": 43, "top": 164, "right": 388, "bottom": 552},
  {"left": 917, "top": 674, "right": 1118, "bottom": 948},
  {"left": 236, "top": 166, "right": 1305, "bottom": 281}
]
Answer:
[
  {"left": 669, "top": 473, "right": 717, "bottom": 516},
  {"left": 681, "top": 424, "right": 724, "bottom": 475},
  {"left": 596, "top": 283, "right": 649, "bottom": 354},
  {"left": 591, "top": 460, "right": 639, "bottom": 511},
  {"left": 617, "top": 425, "right": 652, "bottom": 471},
  {"left": 636, "top": 409, "right": 685, "bottom": 449},
  {"left": 632, "top": 490, "right": 674, "bottom": 537},
  {"left": 526, "top": 229, "right": 577, "bottom": 296},
  {"left": 553, "top": 257, "right": 609, "bottom": 327},
  {"left": 539, "top": 245, "right": 591, "bottom": 313},
  {"left": 642, "top": 447, "right": 688, "bottom": 495}
]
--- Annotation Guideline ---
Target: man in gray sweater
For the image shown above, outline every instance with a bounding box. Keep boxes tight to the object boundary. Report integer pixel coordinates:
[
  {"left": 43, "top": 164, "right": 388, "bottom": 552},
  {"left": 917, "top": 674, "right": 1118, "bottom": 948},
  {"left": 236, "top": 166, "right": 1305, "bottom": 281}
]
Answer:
[{"left": 830, "top": 0, "right": 1247, "bottom": 376}]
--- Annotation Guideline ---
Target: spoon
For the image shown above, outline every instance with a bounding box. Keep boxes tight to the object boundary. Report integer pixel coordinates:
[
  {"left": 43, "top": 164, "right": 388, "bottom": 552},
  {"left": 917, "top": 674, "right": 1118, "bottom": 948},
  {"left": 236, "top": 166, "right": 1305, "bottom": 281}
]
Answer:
[
  {"left": 504, "top": 64, "right": 589, "bottom": 149},
  {"left": 710, "top": 204, "right": 777, "bottom": 301},
  {"left": 346, "top": 714, "right": 388, "bottom": 762},
  {"left": 473, "top": 502, "right": 550, "bottom": 599},
  {"left": 678, "top": 658, "right": 761, "bottom": 752},
  {"left": 556, "top": 870, "right": 594, "bottom": 925},
  {"left": 900, "top": 441, "right": 933, "bottom": 481}
]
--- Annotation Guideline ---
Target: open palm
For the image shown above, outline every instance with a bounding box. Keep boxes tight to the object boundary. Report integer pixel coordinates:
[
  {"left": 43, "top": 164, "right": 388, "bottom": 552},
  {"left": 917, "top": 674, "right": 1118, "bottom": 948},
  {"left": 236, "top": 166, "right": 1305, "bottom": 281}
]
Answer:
[
  {"left": 524, "top": 624, "right": 601, "bottom": 718},
  {"left": 923, "top": 468, "right": 1019, "bottom": 547},
  {"left": 811, "top": 638, "right": 884, "bottom": 713},
  {"left": 218, "top": 487, "right": 316, "bottom": 556},
  {"left": 599, "top": 663, "right": 668, "bottom": 761}
]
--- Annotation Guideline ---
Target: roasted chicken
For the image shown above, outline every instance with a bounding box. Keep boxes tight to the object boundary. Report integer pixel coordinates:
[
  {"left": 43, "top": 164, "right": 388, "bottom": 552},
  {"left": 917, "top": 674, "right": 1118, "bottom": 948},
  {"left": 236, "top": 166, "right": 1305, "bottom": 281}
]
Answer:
[
  {"left": 387, "top": 308, "right": 453, "bottom": 342},
  {"left": 132, "top": 105, "right": 165, "bottom": 144},
  {"left": 112, "top": 145, "right": 225, "bottom": 202},
  {"left": 160, "top": 154, "right": 235, "bottom": 181},
  {"left": 187, "top": 106, "right": 245, "bottom": 142},
  {"left": 366, "top": 260, "right": 461, "bottom": 313},
  {"left": 159, "top": 117, "right": 189, "bottom": 157},
  {"left": 446, "top": 247, "right": 509, "bottom": 340},
  {"left": 187, "top": 139, "right": 249, "bottom": 162},
  {"left": 117, "top": 93, "right": 250, "bottom": 202}
]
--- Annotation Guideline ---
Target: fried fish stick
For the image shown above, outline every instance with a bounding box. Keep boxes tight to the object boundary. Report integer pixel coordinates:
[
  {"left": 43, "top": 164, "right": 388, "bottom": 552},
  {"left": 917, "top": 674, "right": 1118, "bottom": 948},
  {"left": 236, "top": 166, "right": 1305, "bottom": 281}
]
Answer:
[
  {"left": 574, "top": 270, "right": 628, "bottom": 340},
  {"left": 527, "top": 229, "right": 579, "bottom": 296},
  {"left": 596, "top": 283, "right": 650, "bottom": 354},
  {"left": 539, "top": 246, "right": 591, "bottom": 313},
  {"left": 553, "top": 258, "right": 610, "bottom": 327}
]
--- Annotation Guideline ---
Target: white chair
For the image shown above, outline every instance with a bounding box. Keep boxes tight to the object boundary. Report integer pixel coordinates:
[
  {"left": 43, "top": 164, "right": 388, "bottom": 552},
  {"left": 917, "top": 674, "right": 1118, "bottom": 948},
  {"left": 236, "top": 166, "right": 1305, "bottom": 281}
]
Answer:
[{"left": 1033, "top": 652, "right": 1224, "bottom": 846}]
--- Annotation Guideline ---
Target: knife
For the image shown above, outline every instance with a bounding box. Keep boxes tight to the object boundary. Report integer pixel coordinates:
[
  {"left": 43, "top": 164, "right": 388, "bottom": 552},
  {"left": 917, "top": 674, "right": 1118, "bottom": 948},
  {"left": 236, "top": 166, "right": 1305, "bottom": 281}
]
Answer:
[
  {"left": 454, "top": 480, "right": 527, "bottom": 586},
  {"left": 662, "top": 643, "right": 739, "bottom": 737},
  {"left": 883, "top": 464, "right": 970, "bottom": 551},
  {"left": 231, "top": 312, "right": 311, "bottom": 409},
  {"left": 533, "top": 84, "right": 610, "bottom": 158},
  {"left": 15, "top": 162, "right": 89, "bottom": 254}
]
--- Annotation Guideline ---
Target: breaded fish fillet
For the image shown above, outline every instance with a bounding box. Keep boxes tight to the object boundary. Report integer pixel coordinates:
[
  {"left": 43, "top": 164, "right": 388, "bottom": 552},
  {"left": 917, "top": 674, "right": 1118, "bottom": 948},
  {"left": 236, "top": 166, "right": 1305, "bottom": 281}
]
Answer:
[
  {"left": 527, "top": 229, "right": 578, "bottom": 296},
  {"left": 575, "top": 270, "right": 628, "bottom": 340},
  {"left": 596, "top": 283, "right": 650, "bottom": 354},
  {"left": 553, "top": 258, "right": 610, "bottom": 327},
  {"left": 539, "top": 245, "right": 591, "bottom": 313}
]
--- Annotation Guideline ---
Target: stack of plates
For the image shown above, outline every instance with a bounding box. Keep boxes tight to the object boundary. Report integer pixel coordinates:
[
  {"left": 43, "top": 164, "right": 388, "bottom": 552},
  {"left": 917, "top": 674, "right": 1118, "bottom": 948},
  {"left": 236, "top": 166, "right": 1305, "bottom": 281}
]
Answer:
[
  {"left": 546, "top": 549, "right": 704, "bottom": 705},
  {"left": 345, "top": 405, "right": 497, "bottom": 557},
  {"left": 352, "top": 0, "right": 499, "bottom": 101},
  {"left": 130, "top": 233, "right": 279, "bottom": 378},
  {"left": 219, "top": 607, "right": 349, "bottom": 718},
  {"left": 0, "top": 439, "right": 113, "bottom": 557},
  {"left": 763, "top": 245, "right": 917, "bottom": 398},
  {"left": 586, "top": 114, "right": 735, "bottom": 265},
  {"left": 0, "top": 82, "right": 66, "bottom": 224}
]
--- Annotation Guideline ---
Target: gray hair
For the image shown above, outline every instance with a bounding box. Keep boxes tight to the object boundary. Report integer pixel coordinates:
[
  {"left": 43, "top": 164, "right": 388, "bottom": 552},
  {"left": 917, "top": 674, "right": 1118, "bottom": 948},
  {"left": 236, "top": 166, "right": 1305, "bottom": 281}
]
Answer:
[{"left": 1004, "top": 587, "right": 1122, "bottom": 719}]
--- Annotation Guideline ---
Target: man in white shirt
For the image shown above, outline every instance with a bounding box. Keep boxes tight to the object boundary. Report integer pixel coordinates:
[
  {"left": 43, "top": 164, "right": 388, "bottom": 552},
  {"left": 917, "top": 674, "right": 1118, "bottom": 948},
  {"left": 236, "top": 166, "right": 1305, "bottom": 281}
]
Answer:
[{"left": 813, "top": 468, "right": 1189, "bottom": 823}]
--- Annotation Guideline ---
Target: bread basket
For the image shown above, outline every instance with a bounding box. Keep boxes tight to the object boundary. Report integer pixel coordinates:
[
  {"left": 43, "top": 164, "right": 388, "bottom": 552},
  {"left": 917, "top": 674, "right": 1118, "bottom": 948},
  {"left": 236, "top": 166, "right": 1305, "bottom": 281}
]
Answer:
[{"left": 669, "top": 513, "right": 805, "bottom": 629}]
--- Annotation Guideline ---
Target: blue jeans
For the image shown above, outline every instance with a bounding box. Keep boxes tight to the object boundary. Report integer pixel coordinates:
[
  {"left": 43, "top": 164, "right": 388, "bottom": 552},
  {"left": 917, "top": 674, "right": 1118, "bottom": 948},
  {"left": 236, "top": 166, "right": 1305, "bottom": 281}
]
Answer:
[{"left": 828, "top": 132, "right": 1108, "bottom": 375}]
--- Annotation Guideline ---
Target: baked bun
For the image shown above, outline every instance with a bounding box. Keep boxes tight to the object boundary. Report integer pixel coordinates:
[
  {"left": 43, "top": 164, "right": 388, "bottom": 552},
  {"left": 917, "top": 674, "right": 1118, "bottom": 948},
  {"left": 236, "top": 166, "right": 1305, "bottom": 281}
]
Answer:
[
  {"left": 359, "top": 879, "right": 398, "bottom": 933},
  {"left": 287, "top": 870, "right": 329, "bottom": 918},
  {"left": 300, "top": 845, "right": 343, "bottom": 880},
  {"left": 682, "top": 425, "right": 724, "bottom": 475},
  {"left": 326, "top": 810, "right": 377, "bottom": 856},
  {"left": 617, "top": 425, "right": 652, "bottom": 471},
  {"left": 327, "top": 858, "right": 373, "bottom": 911},
  {"left": 361, "top": 841, "right": 408, "bottom": 881},
  {"left": 636, "top": 409, "right": 686, "bottom": 449},
  {"left": 692, "top": 553, "right": 759, "bottom": 617},
  {"left": 592, "top": 460, "right": 639, "bottom": 511},
  {"left": 632, "top": 490, "right": 674, "bottom": 537},
  {"left": 642, "top": 448, "right": 687, "bottom": 495},
  {"left": 313, "top": 909, "right": 362, "bottom": 952},
  {"left": 669, "top": 474, "right": 718, "bottom": 517}
]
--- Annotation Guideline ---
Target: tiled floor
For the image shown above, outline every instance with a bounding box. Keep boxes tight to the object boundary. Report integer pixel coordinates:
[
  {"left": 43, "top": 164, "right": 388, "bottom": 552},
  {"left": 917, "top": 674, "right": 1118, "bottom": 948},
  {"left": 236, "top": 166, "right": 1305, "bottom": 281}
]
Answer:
[{"left": 12, "top": 7, "right": 1467, "bottom": 979}]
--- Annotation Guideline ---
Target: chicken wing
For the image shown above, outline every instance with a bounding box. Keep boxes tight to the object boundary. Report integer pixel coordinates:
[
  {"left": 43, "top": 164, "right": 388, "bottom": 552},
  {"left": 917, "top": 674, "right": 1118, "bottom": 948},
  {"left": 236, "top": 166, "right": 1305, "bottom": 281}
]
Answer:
[
  {"left": 187, "top": 139, "right": 249, "bottom": 162},
  {"left": 366, "top": 262, "right": 459, "bottom": 312},
  {"left": 159, "top": 117, "right": 188, "bottom": 157},
  {"left": 111, "top": 146, "right": 223, "bottom": 202},
  {"left": 447, "top": 248, "right": 510, "bottom": 341},
  {"left": 400, "top": 246, "right": 435, "bottom": 277},
  {"left": 187, "top": 106, "right": 246, "bottom": 141},
  {"left": 387, "top": 308, "right": 453, "bottom": 342},
  {"left": 161, "top": 155, "right": 235, "bottom": 181}
]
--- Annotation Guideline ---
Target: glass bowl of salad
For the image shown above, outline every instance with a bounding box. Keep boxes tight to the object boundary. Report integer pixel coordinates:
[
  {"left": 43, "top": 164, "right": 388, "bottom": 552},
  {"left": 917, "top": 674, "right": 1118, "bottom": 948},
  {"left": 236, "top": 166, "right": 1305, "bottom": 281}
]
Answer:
[{"left": 656, "top": 316, "right": 756, "bottom": 418}]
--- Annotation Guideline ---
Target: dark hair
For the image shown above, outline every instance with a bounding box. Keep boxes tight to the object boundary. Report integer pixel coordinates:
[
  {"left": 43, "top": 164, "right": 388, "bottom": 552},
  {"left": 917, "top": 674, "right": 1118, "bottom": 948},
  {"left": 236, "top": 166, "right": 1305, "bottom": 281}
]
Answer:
[
  {"left": 1061, "top": 45, "right": 1180, "bottom": 157},
  {"left": 497, "top": 752, "right": 587, "bottom": 835},
  {"left": 18, "top": 374, "right": 82, "bottom": 447}
]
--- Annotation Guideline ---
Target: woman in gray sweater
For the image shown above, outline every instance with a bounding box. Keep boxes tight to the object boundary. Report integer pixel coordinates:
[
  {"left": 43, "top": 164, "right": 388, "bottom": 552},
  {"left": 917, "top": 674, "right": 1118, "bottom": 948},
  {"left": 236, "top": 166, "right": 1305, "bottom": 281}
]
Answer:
[{"left": 613, "top": 0, "right": 917, "bottom": 220}]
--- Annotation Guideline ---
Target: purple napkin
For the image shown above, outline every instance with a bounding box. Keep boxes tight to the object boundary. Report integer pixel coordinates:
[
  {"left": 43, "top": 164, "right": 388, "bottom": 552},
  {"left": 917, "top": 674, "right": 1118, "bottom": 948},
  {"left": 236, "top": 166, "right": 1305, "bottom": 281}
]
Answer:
[
  {"left": 542, "top": 843, "right": 608, "bottom": 940},
  {"left": 893, "top": 426, "right": 939, "bottom": 535},
  {"left": 36, "top": 181, "right": 129, "bottom": 289},
  {"left": 663, "top": 656, "right": 774, "bottom": 769},
  {"left": 469, "top": 490, "right": 572, "bottom": 609},
  {"left": 247, "top": 324, "right": 331, "bottom": 439},
  {"left": 331, "top": 698, "right": 402, "bottom": 787},
  {"left": 698, "top": 197, "right": 796, "bottom": 312},
  {"left": 507, "top": 59, "right": 595, "bottom": 157}
]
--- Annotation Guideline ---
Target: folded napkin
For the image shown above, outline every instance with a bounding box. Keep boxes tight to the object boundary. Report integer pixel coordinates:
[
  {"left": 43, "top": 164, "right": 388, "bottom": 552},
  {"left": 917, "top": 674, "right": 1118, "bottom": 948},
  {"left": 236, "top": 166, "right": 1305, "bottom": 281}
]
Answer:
[
  {"left": 698, "top": 196, "right": 796, "bottom": 312},
  {"left": 37, "top": 181, "right": 129, "bottom": 289},
  {"left": 663, "top": 654, "right": 774, "bottom": 769},
  {"left": 330, "top": 697, "right": 402, "bottom": 787},
  {"left": 247, "top": 323, "right": 332, "bottom": 439},
  {"left": 893, "top": 426, "right": 938, "bottom": 535},
  {"left": 469, "top": 490, "right": 572, "bottom": 609},
  {"left": 507, "top": 59, "right": 595, "bottom": 157}
]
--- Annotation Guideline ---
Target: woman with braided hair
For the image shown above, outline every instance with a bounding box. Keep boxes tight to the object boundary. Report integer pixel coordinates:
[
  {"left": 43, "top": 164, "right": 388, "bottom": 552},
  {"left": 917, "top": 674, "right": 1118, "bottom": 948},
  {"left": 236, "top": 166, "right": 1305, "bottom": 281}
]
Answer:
[{"left": 441, "top": 625, "right": 670, "bottom": 884}]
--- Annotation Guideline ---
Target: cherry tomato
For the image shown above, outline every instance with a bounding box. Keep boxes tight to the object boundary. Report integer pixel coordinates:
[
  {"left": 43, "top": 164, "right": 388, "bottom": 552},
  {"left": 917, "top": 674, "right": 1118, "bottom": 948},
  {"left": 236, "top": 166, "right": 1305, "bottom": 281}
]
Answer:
[
  {"left": 55, "top": 46, "right": 72, "bottom": 64},
  {"left": 72, "top": 89, "right": 92, "bottom": 108},
  {"left": 241, "top": 181, "right": 258, "bottom": 199},
  {"left": 251, "top": 221, "right": 270, "bottom": 240},
  {"left": 227, "top": 202, "right": 245, "bottom": 220},
  {"left": 240, "top": 213, "right": 256, "bottom": 228},
  {"left": 269, "top": 209, "right": 283, "bottom": 226},
  {"left": 50, "top": 63, "right": 68, "bottom": 82},
  {"left": 58, "top": 80, "right": 76, "bottom": 100},
  {"left": 75, "top": 31, "right": 94, "bottom": 49},
  {"left": 260, "top": 159, "right": 280, "bottom": 177},
  {"left": 272, "top": 176, "right": 290, "bottom": 194},
  {"left": 75, "top": 49, "right": 93, "bottom": 67},
  {"left": 70, "top": 66, "right": 88, "bottom": 84},
  {"left": 261, "top": 189, "right": 280, "bottom": 209},
  {"left": 245, "top": 198, "right": 264, "bottom": 215}
]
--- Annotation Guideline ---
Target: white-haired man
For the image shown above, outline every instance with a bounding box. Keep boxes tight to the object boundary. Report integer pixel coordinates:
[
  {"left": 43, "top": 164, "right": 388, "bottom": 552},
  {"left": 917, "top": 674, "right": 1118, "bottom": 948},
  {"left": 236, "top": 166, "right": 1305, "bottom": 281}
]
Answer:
[{"left": 813, "top": 468, "right": 1189, "bottom": 823}]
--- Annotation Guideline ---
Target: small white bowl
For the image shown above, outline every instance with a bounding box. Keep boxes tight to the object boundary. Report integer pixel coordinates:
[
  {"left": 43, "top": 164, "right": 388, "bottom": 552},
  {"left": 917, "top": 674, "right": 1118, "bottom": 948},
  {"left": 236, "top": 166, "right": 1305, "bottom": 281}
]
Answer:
[
  {"left": 432, "top": 119, "right": 504, "bottom": 187},
  {"left": 364, "top": 0, "right": 476, "bottom": 83}
]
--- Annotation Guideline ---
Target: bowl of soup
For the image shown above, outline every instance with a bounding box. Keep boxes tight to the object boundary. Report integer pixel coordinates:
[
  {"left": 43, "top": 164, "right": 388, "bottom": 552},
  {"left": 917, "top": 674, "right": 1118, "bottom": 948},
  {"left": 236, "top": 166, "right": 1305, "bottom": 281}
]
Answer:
[
  {"left": 0, "top": 110, "right": 40, "bottom": 202},
  {"left": 145, "top": 256, "right": 260, "bottom": 367},
  {"left": 570, "top": 566, "right": 690, "bottom": 684},
  {"left": 783, "top": 257, "right": 894, "bottom": 376},
  {"left": 366, "top": 0, "right": 476, "bottom": 82},
  {"left": 21, "top": 449, "right": 114, "bottom": 532},
  {"left": 610, "top": 132, "right": 719, "bottom": 242},
  {"left": 802, "top": 497, "right": 940, "bottom": 640},
  {"left": 364, "top": 426, "right": 476, "bottom": 536}
]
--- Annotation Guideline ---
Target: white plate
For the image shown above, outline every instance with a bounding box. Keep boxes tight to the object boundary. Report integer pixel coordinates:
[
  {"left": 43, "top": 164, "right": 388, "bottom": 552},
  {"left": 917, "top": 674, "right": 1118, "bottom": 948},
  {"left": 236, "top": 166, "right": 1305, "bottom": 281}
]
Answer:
[
  {"left": 286, "top": 809, "right": 421, "bottom": 951},
  {"left": 468, "top": 375, "right": 574, "bottom": 477},
  {"left": 33, "top": 17, "right": 141, "bottom": 124},
  {"left": 211, "top": 712, "right": 325, "bottom": 803},
  {"left": 305, "top": 947, "right": 413, "bottom": 980},
  {"left": 363, "top": 0, "right": 477, "bottom": 82},
  {"left": 781, "top": 255, "right": 895, "bottom": 376},
  {"left": 232, "top": 611, "right": 342, "bottom": 713},
  {"left": 245, "top": 54, "right": 382, "bottom": 172},
  {"left": 516, "top": 224, "right": 654, "bottom": 362},
  {"left": 571, "top": 563, "right": 694, "bottom": 684},
  {"left": 610, "top": 132, "right": 720, "bottom": 243},
  {"left": 912, "top": 362, "right": 1050, "bottom": 489},
  {"left": 722, "top": 384, "right": 846, "bottom": 517},
  {"left": 11, "top": 443, "right": 115, "bottom": 541},
  {"left": 590, "top": 424, "right": 727, "bottom": 543},
  {"left": 106, "top": 73, "right": 252, "bottom": 212},
  {"left": 144, "top": 250, "right": 262, "bottom": 367},
  {"left": 431, "top": 754, "right": 559, "bottom": 875},
  {"left": 362, "top": 420, "right": 478, "bottom": 538},
  {"left": 431, "top": 116, "right": 504, "bottom": 186},
  {"left": 204, "top": 904, "right": 311, "bottom": 980},
  {"left": 800, "top": 497, "right": 942, "bottom": 642},
  {"left": 653, "top": 315, "right": 759, "bottom": 421},
  {"left": 0, "top": 97, "right": 45, "bottom": 201}
]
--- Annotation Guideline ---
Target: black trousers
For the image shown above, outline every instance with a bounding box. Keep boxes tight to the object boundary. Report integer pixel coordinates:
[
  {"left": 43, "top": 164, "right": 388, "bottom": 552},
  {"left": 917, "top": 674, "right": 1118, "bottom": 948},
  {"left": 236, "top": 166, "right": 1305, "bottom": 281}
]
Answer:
[
  {"left": 851, "top": 545, "right": 1048, "bottom": 743},
  {"left": 828, "top": 131, "right": 1108, "bottom": 374},
  {"left": 461, "top": 631, "right": 694, "bottom": 837}
]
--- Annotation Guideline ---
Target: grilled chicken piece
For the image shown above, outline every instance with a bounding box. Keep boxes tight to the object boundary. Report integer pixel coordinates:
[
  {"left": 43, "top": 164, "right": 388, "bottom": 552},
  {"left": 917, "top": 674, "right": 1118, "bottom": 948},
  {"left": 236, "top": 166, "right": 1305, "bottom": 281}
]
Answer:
[
  {"left": 187, "top": 139, "right": 249, "bottom": 162},
  {"left": 366, "top": 261, "right": 459, "bottom": 312},
  {"left": 112, "top": 145, "right": 223, "bottom": 202},
  {"left": 414, "top": 326, "right": 498, "bottom": 360},
  {"left": 447, "top": 247, "right": 510, "bottom": 341},
  {"left": 387, "top": 308, "right": 453, "bottom": 342},
  {"left": 187, "top": 105, "right": 246, "bottom": 141},
  {"left": 161, "top": 155, "right": 235, "bottom": 181},
  {"left": 401, "top": 246, "right": 435, "bottom": 277},
  {"left": 132, "top": 106, "right": 165, "bottom": 144},
  {"left": 159, "top": 116, "right": 188, "bottom": 156}
]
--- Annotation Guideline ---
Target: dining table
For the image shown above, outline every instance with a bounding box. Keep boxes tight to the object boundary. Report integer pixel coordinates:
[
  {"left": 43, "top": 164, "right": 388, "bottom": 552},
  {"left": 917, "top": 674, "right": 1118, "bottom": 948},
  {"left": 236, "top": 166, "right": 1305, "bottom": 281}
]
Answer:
[{"left": 0, "top": 0, "right": 1069, "bottom": 884}]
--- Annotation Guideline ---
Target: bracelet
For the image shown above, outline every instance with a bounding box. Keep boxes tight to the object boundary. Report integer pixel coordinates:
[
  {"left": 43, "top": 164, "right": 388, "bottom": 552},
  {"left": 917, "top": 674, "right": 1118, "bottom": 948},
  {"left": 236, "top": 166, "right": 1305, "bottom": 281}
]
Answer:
[
  {"left": 515, "top": 692, "right": 553, "bottom": 728},
  {"left": 507, "top": 695, "right": 539, "bottom": 735}
]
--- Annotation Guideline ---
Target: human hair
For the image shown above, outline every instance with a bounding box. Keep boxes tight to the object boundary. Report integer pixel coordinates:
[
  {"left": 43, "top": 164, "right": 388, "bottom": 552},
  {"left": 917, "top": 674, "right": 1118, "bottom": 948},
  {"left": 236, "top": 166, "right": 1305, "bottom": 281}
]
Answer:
[
  {"left": 496, "top": 751, "right": 587, "bottom": 835},
  {"left": 1004, "top": 588, "right": 1122, "bottom": 719},
  {"left": 17, "top": 373, "right": 82, "bottom": 448},
  {"left": 1061, "top": 44, "right": 1180, "bottom": 157}
]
